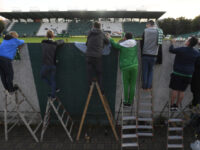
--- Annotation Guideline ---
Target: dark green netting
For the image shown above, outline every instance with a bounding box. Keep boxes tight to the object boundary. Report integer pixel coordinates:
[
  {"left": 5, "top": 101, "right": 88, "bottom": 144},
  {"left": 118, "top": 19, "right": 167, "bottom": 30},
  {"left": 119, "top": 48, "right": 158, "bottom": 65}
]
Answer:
[{"left": 28, "top": 43, "right": 118, "bottom": 123}]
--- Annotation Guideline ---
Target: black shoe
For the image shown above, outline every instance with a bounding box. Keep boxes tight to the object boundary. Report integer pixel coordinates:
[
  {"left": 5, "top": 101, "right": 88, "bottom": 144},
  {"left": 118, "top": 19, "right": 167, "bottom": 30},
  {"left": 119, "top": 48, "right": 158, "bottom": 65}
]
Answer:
[
  {"left": 48, "top": 94, "right": 56, "bottom": 99},
  {"left": 124, "top": 102, "right": 131, "bottom": 107},
  {"left": 170, "top": 104, "right": 178, "bottom": 111},
  {"left": 56, "top": 88, "right": 60, "bottom": 93}
]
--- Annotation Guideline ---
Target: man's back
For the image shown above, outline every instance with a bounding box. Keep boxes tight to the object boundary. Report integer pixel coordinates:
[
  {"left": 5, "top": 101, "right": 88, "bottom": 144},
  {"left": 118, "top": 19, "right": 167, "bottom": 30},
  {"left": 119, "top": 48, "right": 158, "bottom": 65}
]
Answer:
[
  {"left": 86, "top": 28, "right": 109, "bottom": 58},
  {"left": 143, "top": 27, "right": 159, "bottom": 56}
]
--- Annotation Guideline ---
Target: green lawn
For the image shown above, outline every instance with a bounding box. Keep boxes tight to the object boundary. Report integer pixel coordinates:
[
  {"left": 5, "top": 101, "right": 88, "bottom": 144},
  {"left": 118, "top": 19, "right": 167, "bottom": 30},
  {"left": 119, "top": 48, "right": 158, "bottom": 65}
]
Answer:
[{"left": 0, "top": 36, "right": 122, "bottom": 43}]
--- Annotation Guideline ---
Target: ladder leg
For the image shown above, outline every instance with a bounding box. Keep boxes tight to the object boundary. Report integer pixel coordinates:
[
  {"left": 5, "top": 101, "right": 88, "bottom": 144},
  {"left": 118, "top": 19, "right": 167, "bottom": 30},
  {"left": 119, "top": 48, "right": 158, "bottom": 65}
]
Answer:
[
  {"left": 76, "top": 83, "right": 94, "bottom": 141},
  {"left": 17, "top": 112, "right": 39, "bottom": 142},
  {"left": 4, "top": 93, "right": 8, "bottom": 141},
  {"left": 95, "top": 82, "right": 119, "bottom": 141},
  {"left": 40, "top": 99, "right": 51, "bottom": 141}
]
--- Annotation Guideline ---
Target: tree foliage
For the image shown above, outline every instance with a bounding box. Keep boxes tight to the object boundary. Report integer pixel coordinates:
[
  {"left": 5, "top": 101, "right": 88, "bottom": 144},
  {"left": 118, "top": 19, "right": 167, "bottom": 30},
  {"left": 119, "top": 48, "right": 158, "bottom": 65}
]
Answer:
[{"left": 158, "top": 15, "right": 200, "bottom": 36}]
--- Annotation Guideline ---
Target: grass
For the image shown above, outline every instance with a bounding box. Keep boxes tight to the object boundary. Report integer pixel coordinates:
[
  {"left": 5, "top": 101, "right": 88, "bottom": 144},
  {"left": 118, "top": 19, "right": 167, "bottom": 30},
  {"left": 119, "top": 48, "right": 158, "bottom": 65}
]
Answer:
[{"left": 0, "top": 36, "right": 122, "bottom": 43}]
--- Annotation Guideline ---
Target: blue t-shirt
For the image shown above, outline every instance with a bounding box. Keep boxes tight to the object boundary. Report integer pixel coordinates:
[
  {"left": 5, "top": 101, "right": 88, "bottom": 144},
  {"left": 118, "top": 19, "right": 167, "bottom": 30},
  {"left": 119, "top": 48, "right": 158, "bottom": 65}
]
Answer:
[{"left": 0, "top": 38, "right": 24, "bottom": 60}]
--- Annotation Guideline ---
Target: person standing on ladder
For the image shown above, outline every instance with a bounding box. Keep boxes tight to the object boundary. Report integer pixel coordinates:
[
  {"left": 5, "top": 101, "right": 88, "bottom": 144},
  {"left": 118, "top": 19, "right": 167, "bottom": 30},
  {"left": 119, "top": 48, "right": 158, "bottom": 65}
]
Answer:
[
  {"left": 0, "top": 31, "right": 24, "bottom": 93},
  {"left": 41, "top": 30, "right": 64, "bottom": 98},
  {"left": 190, "top": 48, "right": 200, "bottom": 108},
  {"left": 140, "top": 20, "right": 159, "bottom": 91},
  {"left": 86, "top": 22, "right": 109, "bottom": 92},
  {"left": 169, "top": 37, "right": 199, "bottom": 111},
  {"left": 108, "top": 32, "right": 138, "bottom": 107}
]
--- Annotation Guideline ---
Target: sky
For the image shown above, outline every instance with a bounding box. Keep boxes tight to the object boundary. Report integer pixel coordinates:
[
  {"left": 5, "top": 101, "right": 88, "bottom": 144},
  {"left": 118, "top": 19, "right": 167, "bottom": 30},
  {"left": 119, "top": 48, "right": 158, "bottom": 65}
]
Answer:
[{"left": 0, "top": 0, "right": 200, "bottom": 19}]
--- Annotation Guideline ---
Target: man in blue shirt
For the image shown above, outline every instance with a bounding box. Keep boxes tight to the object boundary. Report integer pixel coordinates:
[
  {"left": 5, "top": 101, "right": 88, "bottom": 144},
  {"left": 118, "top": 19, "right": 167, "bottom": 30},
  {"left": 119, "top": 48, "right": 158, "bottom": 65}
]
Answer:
[
  {"left": 0, "top": 31, "right": 24, "bottom": 93},
  {"left": 169, "top": 37, "right": 199, "bottom": 111}
]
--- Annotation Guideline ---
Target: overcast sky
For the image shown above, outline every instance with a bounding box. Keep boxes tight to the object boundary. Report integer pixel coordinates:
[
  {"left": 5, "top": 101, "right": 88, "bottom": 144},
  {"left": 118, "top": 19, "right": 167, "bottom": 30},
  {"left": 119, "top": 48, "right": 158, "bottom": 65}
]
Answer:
[{"left": 0, "top": 0, "right": 200, "bottom": 19}]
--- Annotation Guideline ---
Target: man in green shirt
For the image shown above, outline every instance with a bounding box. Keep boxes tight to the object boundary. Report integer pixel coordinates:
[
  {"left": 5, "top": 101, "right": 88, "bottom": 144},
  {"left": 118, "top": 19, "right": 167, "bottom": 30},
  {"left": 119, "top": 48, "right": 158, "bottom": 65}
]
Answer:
[{"left": 108, "top": 32, "right": 138, "bottom": 106}]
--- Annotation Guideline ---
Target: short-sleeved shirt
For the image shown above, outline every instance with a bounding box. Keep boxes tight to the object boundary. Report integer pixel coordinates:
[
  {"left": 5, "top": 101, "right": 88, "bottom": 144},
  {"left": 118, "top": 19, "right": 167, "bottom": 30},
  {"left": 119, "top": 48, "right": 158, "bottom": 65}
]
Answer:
[{"left": 0, "top": 38, "right": 24, "bottom": 60}]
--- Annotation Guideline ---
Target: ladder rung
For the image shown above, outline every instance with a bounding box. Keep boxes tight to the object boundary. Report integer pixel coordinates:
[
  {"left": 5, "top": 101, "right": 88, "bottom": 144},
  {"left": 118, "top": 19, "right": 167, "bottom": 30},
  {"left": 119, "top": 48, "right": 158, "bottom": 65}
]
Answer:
[
  {"left": 168, "top": 136, "right": 183, "bottom": 140},
  {"left": 122, "top": 134, "right": 137, "bottom": 138},
  {"left": 65, "top": 116, "right": 69, "bottom": 126},
  {"left": 61, "top": 110, "right": 66, "bottom": 119},
  {"left": 141, "top": 96, "right": 152, "bottom": 99},
  {"left": 122, "top": 125, "right": 136, "bottom": 130},
  {"left": 138, "top": 125, "right": 152, "bottom": 129},
  {"left": 167, "top": 144, "right": 183, "bottom": 148},
  {"left": 138, "top": 132, "right": 153, "bottom": 136},
  {"left": 169, "top": 127, "right": 183, "bottom": 131},
  {"left": 139, "top": 110, "right": 152, "bottom": 114},
  {"left": 33, "top": 121, "right": 43, "bottom": 133},
  {"left": 169, "top": 119, "right": 182, "bottom": 122},
  {"left": 140, "top": 102, "right": 152, "bottom": 106},
  {"left": 138, "top": 118, "right": 153, "bottom": 122},
  {"left": 18, "top": 99, "right": 25, "bottom": 105},
  {"left": 123, "top": 116, "right": 136, "bottom": 121},
  {"left": 69, "top": 122, "right": 73, "bottom": 134},
  {"left": 122, "top": 143, "right": 138, "bottom": 147},
  {"left": 56, "top": 103, "right": 61, "bottom": 111}
]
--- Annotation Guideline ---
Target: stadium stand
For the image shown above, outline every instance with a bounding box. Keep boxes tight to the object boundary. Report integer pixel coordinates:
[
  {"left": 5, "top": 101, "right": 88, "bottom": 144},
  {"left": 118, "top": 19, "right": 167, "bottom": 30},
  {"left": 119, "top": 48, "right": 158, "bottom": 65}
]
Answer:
[
  {"left": 67, "top": 21, "right": 92, "bottom": 36},
  {"left": 177, "top": 31, "right": 200, "bottom": 39},
  {"left": 100, "top": 21, "right": 123, "bottom": 35},
  {"left": 37, "top": 22, "right": 68, "bottom": 36},
  {"left": 123, "top": 22, "right": 146, "bottom": 37},
  {"left": 10, "top": 22, "right": 41, "bottom": 37}
]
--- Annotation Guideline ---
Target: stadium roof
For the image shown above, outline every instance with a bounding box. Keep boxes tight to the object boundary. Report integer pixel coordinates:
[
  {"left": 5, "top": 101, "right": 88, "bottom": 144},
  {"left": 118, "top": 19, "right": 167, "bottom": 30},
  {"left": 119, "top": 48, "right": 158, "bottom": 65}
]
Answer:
[{"left": 0, "top": 11, "right": 165, "bottom": 20}]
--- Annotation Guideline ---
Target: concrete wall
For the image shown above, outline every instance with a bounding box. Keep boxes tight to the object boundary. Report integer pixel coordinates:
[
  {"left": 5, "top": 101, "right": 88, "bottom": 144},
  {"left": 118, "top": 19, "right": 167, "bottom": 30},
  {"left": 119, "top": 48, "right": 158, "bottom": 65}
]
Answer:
[
  {"left": 115, "top": 40, "right": 199, "bottom": 118},
  {"left": 0, "top": 41, "right": 199, "bottom": 123}
]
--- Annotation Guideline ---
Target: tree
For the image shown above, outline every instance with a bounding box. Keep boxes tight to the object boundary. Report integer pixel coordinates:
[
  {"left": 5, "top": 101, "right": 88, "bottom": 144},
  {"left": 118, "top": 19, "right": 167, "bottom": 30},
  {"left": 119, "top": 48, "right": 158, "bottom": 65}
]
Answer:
[
  {"left": 192, "top": 15, "right": 200, "bottom": 32},
  {"left": 0, "top": 20, "right": 5, "bottom": 34}
]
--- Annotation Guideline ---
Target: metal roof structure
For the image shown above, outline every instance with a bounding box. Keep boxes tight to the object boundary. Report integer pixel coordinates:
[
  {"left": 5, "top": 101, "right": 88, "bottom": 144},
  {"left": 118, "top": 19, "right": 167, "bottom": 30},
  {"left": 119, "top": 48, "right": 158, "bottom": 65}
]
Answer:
[{"left": 0, "top": 11, "right": 165, "bottom": 20}]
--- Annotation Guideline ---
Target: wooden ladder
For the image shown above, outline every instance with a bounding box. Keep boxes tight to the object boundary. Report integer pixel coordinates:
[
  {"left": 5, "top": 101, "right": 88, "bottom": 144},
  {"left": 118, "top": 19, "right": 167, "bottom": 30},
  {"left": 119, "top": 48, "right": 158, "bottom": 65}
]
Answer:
[{"left": 76, "top": 81, "right": 119, "bottom": 141}]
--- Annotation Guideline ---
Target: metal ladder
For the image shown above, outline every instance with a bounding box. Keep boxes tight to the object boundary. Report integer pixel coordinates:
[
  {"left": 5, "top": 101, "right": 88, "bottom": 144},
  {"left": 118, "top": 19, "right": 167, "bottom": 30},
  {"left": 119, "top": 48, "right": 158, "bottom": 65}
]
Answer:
[
  {"left": 121, "top": 98, "right": 139, "bottom": 149},
  {"left": 40, "top": 97, "right": 74, "bottom": 142},
  {"left": 76, "top": 81, "right": 119, "bottom": 141},
  {"left": 4, "top": 85, "right": 43, "bottom": 142},
  {"left": 137, "top": 90, "right": 154, "bottom": 137},
  {"left": 167, "top": 105, "right": 184, "bottom": 149}
]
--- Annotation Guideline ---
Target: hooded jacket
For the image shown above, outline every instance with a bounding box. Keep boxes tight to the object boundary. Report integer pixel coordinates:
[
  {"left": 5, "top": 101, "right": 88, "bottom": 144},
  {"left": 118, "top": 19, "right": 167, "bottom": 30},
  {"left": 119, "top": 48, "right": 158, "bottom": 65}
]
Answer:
[
  {"left": 0, "top": 35, "right": 24, "bottom": 60},
  {"left": 110, "top": 39, "right": 138, "bottom": 70},
  {"left": 86, "top": 28, "right": 109, "bottom": 58},
  {"left": 41, "top": 39, "right": 64, "bottom": 65},
  {"left": 191, "top": 54, "right": 200, "bottom": 92}
]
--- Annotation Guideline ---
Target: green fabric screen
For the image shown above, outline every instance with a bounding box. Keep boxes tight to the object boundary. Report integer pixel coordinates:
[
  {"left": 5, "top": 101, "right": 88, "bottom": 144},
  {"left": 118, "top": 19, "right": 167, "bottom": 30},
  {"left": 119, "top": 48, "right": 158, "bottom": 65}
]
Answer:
[{"left": 28, "top": 43, "right": 118, "bottom": 123}]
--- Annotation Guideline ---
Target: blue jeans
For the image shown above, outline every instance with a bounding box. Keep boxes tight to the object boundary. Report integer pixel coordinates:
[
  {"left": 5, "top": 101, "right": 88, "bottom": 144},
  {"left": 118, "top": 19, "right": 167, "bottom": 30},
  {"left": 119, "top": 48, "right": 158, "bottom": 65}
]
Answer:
[
  {"left": 40, "top": 65, "right": 56, "bottom": 97},
  {"left": 142, "top": 56, "right": 156, "bottom": 89}
]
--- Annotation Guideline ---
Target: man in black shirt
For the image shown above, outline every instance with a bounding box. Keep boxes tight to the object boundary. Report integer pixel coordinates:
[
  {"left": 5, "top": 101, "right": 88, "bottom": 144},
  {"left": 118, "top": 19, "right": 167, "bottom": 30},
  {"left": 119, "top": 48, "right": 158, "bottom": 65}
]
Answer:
[
  {"left": 41, "top": 30, "right": 64, "bottom": 98},
  {"left": 86, "top": 22, "right": 109, "bottom": 92}
]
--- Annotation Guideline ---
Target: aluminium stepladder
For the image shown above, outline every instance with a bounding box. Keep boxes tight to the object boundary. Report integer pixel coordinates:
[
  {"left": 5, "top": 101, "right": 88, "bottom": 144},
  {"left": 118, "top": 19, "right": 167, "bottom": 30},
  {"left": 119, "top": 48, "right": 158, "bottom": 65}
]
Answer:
[
  {"left": 137, "top": 90, "right": 154, "bottom": 137},
  {"left": 40, "top": 96, "right": 74, "bottom": 142},
  {"left": 121, "top": 96, "right": 139, "bottom": 149},
  {"left": 167, "top": 103, "right": 184, "bottom": 149},
  {"left": 4, "top": 85, "right": 43, "bottom": 142},
  {"left": 76, "top": 81, "right": 119, "bottom": 141}
]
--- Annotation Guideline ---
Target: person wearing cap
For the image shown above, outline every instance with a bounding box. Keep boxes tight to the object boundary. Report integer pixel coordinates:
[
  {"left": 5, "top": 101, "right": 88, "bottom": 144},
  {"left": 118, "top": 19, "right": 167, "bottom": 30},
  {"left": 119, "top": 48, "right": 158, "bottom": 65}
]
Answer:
[
  {"left": 108, "top": 32, "right": 138, "bottom": 106},
  {"left": 0, "top": 31, "right": 24, "bottom": 93},
  {"left": 140, "top": 20, "right": 159, "bottom": 91}
]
